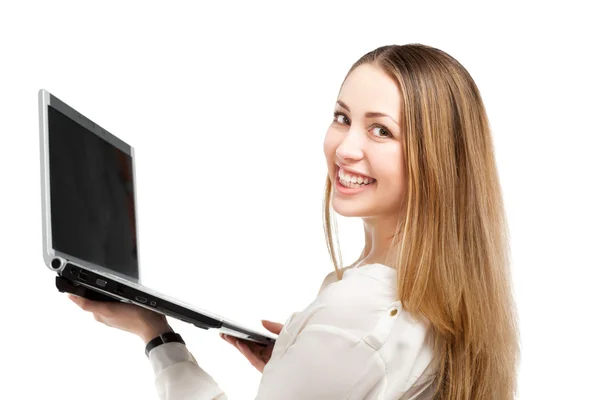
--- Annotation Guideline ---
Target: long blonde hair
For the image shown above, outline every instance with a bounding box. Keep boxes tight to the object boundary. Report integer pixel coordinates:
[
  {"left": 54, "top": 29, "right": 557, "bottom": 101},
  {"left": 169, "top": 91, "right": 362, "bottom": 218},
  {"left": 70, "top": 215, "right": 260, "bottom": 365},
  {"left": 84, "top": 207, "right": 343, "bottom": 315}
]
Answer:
[{"left": 323, "top": 44, "right": 520, "bottom": 399}]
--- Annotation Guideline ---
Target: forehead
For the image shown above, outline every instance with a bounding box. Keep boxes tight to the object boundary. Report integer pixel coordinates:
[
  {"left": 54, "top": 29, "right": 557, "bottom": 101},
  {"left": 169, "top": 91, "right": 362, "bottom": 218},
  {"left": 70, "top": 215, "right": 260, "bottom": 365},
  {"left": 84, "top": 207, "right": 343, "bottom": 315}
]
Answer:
[{"left": 338, "top": 63, "right": 402, "bottom": 116}]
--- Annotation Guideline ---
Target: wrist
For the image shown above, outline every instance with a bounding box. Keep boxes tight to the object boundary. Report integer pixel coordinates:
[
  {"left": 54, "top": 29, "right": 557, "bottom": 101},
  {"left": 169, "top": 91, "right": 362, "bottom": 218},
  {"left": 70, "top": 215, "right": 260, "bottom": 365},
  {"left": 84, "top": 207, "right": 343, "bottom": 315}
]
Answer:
[
  {"left": 140, "top": 324, "right": 174, "bottom": 344},
  {"left": 144, "top": 331, "right": 185, "bottom": 358}
]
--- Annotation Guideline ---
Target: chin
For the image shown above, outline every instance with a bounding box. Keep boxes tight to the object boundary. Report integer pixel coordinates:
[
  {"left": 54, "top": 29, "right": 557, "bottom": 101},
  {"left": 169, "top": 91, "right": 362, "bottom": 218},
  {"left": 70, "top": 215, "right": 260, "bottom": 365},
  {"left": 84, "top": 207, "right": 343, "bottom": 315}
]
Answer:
[{"left": 331, "top": 197, "right": 372, "bottom": 218}]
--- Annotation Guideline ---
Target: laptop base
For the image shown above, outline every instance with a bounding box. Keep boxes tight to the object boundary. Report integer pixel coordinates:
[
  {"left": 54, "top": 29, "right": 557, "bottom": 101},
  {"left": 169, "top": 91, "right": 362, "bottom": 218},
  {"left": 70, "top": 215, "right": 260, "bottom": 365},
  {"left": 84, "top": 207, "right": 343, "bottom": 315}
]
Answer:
[{"left": 55, "top": 276, "right": 120, "bottom": 302}]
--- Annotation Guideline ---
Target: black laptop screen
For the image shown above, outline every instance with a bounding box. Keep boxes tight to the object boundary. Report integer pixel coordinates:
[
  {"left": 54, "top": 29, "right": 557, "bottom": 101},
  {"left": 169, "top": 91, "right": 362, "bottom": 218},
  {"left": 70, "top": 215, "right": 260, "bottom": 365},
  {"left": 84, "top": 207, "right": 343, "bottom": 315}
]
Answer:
[{"left": 47, "top": 105, "right": 139, "bottom": 280}]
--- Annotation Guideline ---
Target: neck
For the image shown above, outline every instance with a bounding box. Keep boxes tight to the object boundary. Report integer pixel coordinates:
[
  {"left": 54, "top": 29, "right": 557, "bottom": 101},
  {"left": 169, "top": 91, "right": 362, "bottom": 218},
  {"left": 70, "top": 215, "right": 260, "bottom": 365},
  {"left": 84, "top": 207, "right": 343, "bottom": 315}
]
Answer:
[{"left": 353, "top": 215, "right": 402, "bottom": 267}]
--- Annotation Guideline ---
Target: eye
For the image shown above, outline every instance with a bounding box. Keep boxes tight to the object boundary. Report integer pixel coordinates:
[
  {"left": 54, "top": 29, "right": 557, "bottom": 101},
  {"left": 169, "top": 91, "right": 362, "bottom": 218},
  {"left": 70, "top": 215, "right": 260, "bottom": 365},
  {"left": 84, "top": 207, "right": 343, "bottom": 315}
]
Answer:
[
  {"left": 333, "top": 111, "right": 350, "bottom": 125},
  {"left": 372, "top": 125, "right": 392, "bottom": 138}
]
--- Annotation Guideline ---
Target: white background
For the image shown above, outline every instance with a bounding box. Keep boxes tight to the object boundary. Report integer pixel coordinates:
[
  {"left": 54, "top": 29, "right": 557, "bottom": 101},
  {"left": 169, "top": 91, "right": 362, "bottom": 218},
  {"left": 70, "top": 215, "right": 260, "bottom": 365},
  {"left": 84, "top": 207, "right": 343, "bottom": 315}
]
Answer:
[{"left": 1, "top": 1, "right": 598, "bottom": 399}]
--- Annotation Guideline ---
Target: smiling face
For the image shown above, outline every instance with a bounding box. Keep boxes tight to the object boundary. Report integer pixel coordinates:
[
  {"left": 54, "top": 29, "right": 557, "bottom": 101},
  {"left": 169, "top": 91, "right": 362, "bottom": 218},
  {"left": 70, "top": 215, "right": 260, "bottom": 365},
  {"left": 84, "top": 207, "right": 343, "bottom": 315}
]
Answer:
[{"left": 323, "top": 63, "right": 406, "bottom": 220}]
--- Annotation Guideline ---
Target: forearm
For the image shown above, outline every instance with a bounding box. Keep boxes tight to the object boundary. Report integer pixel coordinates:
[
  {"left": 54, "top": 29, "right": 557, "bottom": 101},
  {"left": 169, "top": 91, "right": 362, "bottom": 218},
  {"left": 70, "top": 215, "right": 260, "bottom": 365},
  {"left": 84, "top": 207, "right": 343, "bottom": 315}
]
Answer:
[
  {"left": 139, "top": 322, "right": 174, "bottom": 344},
  {"left": 148, "top": 342, "right": 228, "bottom": 400}
]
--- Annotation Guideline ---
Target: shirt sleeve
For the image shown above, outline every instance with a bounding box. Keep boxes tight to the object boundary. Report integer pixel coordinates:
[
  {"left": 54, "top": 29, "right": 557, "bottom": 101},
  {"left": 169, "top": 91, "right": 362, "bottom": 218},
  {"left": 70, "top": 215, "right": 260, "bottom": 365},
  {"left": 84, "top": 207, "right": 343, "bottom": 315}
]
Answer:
[
  {"left": 146, "top": 269, "right": 430, "bottom": 399},
  {"left": 148, "top": 342, "right": 228, "bottom": 400},
  {"left": 146, "top": 273, "right": 347, "bottom": 400},
  {"left": 255, "top": 324, "right": 385, "bottom": 400}
]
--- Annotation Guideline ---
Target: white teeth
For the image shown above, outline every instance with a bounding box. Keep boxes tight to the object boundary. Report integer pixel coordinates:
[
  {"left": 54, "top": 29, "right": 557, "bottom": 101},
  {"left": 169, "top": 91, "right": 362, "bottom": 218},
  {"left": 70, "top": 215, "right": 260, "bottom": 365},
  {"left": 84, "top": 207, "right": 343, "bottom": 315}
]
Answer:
[{"left": 337, "top": 168, "right": 374, "bottom": 186}]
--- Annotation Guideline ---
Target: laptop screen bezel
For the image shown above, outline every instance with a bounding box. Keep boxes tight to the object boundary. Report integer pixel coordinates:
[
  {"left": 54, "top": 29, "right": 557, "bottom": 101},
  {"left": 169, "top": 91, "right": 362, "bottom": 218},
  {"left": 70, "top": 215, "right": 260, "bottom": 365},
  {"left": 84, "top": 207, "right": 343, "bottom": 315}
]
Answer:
[{"left": 38, "top": 89, "right": 142, "bottom": 285}]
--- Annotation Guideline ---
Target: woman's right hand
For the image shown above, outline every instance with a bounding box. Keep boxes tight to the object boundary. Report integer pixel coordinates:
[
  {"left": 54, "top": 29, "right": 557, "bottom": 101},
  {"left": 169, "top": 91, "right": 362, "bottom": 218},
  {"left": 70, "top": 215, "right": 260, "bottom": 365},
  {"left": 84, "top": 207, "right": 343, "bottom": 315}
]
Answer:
[
  {"left": 220, "top": 320, "right": 282, "bottom": 373},
  {"left": 67, "top": 294, "right": 173, "bottom": 343}
]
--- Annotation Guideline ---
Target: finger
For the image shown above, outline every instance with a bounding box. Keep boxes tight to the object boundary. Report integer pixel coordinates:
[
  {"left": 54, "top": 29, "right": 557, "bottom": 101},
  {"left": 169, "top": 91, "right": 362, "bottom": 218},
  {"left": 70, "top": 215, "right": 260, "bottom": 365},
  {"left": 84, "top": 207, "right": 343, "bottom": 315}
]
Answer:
[
  {"left": 261, "top": 320, "right": 283, "bottom": 335},
  {"left": 67, "top": 294, "right": 79, "bottom": 303},
  {"left": 236, "top": 340, "right": 265, "bottom": 372},
  {"left": 223, "top": 335, "right": 258, "bottom": 356},
  {"left": 246, "top": 342, "right": 272, "bottom": 363},
  {"left": 243, "top": 341, "right": 264, "bottom": 353},
  {"left": 259, "top": 345, "right": 274, "bottom": 361},
  {"left": 68, "top": 294, "right": 106, "bottom": 314},
  {"left": 221, "top": 334, "right": 233, "bottom": 345},
  {"left": 223, "top": 335, "right": 256, "bottom": 352},
  {"left": 221, "top": 334, "right": 238, "bottom": 347}
]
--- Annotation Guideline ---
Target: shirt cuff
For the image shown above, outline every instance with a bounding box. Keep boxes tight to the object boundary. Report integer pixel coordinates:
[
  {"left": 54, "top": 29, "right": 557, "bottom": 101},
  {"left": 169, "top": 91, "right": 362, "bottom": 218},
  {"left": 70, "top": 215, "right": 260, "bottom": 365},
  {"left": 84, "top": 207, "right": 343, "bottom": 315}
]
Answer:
[
  {"left": 148, "top": 342, "right": 199, "bottom": 376},
  {"left": 148, "top": 342, "right": 227, "bottom": 400}
]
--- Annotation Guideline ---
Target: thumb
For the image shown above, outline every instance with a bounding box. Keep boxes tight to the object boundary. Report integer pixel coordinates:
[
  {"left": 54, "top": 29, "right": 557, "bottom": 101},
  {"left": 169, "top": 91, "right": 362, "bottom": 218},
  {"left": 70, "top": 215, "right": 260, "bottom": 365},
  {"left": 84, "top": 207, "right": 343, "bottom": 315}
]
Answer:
[{"left": 261, "top": 319, "right": 283, "bottom": 335}]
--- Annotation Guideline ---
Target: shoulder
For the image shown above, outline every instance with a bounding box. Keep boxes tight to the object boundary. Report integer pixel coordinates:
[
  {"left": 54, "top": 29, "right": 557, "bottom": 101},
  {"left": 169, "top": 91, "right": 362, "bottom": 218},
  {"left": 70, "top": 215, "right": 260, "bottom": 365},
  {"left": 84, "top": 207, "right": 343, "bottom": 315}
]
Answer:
[
  {"left": 317, "top": 262, "right": 379, "bottom": 293},
  {"left": 317, "top": 266, "right": 352, "bottom": 295},
  {"left": 317, "top": 264, "right": 398, "bottom": 310},
  {"left": 311, "top": 265, "right": 436, "bottom": 395},
  {"left": 309, "top": 265, "right": 422, "bottom": 341},
  {"left": 280, "top": 283, "right": 435, "bottom": 398},
  {"left": 269, "top": 265, "right": 436, "bottom": 397},
  {"left": 312, "top": 264, "right": 434, "bottom": 354}
]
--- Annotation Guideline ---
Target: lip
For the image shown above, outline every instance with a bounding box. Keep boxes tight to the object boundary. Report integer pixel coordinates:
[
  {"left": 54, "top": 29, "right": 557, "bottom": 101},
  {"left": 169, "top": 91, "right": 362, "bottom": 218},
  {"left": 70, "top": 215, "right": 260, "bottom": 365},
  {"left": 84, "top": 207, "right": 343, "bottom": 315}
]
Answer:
[
  {"left": 334, "top": 165, "right": 376, "bottom": 195},
  {"left": 336, "top": 164, "right": 374, "bottom": 181}
]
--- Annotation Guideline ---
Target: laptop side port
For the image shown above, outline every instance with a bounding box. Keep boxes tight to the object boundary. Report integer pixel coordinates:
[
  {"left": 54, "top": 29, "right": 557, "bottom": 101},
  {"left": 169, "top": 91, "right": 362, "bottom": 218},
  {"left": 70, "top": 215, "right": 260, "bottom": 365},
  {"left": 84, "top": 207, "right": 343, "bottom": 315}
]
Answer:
[
  {"left": 115, "top": 284, "right": 125, "bottom": 296},
  {"left": 78, "top": 270, "right": 89, "bottom": 282}
]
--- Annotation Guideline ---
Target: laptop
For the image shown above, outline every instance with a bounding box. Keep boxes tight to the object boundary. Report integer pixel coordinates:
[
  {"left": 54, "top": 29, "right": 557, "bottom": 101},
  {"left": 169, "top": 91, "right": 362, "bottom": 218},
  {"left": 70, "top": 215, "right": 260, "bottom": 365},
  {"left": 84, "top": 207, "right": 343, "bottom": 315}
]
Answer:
[{"left": 38, "top": 89, "right": 276, "bottom": 346}]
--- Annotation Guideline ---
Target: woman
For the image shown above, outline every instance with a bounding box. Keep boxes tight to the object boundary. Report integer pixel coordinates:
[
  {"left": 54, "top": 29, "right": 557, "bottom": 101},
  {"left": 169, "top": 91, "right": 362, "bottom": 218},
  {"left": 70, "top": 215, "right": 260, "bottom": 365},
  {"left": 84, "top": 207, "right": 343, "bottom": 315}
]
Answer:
[{"left": 69, "top": 43, "right": 520, "bottom": 399}]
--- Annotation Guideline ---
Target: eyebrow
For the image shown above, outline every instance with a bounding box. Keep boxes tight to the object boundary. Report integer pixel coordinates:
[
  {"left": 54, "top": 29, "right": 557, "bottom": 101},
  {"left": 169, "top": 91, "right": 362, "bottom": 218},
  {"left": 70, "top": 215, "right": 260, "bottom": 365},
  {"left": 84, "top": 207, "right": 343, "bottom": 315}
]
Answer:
[{"left": 336, "top": 100, "right": 399, "bottom": 126}]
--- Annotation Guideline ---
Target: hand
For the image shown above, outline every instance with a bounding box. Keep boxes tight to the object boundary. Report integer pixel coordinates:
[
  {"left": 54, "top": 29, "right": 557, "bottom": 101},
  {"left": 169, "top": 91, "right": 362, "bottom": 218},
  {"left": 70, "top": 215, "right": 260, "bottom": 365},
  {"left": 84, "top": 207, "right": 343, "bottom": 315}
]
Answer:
[
  {"left": 67, "top": 294, "right": 173, "bottom": 343},
  {"left": 220, "top": 320, "right": 282, "bottom": 373}
]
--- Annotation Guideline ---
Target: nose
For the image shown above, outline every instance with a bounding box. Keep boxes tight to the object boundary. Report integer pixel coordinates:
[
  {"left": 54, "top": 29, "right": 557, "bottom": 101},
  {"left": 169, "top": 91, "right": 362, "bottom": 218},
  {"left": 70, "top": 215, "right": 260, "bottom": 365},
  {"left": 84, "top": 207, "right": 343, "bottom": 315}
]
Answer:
[{"left": 335, "top": 128, "right": 365, "bottom": 162}]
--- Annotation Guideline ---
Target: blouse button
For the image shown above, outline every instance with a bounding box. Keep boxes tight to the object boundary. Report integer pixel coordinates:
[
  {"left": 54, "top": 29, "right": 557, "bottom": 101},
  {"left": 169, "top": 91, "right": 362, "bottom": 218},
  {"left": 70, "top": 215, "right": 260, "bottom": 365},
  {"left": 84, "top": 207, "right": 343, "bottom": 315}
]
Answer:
[{"left": 389, "top": 307, "right": 399, "bottom": 317}]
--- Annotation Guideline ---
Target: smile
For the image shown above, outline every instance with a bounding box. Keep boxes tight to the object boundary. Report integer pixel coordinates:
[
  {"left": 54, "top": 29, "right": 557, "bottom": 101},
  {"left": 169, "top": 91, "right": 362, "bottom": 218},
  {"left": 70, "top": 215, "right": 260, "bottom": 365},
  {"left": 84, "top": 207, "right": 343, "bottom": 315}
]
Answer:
[{"left": 335, "top": 166, "right": 376, "bottom": 194}]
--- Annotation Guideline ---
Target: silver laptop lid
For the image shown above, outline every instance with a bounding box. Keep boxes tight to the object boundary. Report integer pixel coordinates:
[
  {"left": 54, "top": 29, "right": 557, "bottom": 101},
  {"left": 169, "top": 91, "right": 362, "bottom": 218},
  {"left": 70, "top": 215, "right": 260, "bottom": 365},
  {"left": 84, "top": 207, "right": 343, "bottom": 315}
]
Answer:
[{"left": 39, "top": 89, "right": 141, "bottom": 285}]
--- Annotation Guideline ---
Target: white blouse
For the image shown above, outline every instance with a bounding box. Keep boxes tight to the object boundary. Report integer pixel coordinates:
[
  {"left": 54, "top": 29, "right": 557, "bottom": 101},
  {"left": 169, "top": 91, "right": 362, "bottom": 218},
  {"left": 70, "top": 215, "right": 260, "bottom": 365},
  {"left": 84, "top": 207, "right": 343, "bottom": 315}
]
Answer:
[{"left": 148, "top": 263, "right": 438, "bottom": 399}]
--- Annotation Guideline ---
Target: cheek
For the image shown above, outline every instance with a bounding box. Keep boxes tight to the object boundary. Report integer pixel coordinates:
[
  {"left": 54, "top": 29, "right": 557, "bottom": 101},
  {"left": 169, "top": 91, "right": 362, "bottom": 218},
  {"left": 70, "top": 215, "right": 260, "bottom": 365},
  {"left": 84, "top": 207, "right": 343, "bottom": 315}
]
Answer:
[
  {"left": 388, "top": 165, "right": 406, "bottom": 205},
  {"left": 372, "top": 150, "right": 405, "bottom": 199},
  {"left": 323, "top": 128, "right": 339, "bottom": 165}
]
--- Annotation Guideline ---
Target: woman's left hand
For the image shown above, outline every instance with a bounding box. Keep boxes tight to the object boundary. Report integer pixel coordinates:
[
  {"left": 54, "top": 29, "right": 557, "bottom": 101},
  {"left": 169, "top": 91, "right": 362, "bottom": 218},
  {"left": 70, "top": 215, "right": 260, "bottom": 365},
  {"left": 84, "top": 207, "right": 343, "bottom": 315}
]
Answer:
[{"left": 220, "top": 319, "right": 282, "bottom": 373}]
